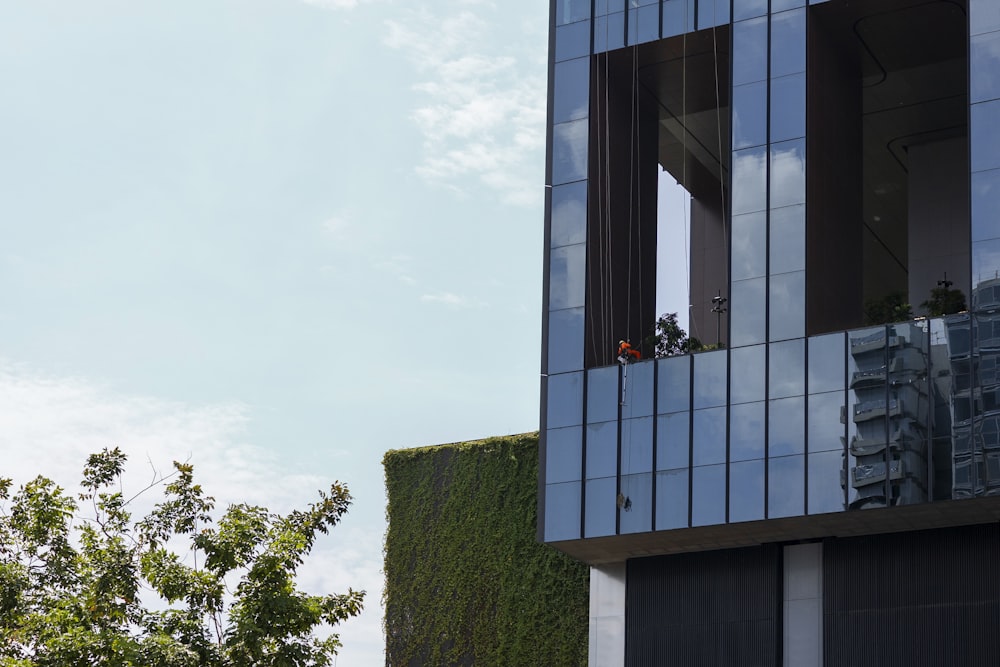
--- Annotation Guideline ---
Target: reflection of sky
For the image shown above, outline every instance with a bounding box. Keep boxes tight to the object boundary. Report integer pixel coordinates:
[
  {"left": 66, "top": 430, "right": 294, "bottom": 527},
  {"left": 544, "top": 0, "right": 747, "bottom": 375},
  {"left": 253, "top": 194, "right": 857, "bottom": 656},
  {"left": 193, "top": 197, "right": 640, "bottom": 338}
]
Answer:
[
  {"left": 549, "top": 243, "right": 586, "bottom": 309},
  {"left": 730, "top": 277, "right": 766, "bottom": 346},
  {"left": 552, "top": 119, "right": 588, "bottom": 184},
  {"left": 731, "top": 212, "right": 766, "bottom": 281},
  {"left": 729, "top": 459, "right": 764, "bottom": 522},
  {"left": 732, "top": 148, "right": 767, "bottom": 214},
  {"left": 972, "top": 31, "right": 1000, "bottom": 103},
  {"left": 973, "top": 238, "right": 1000, "bottom": 286},
  {"left": 770, "top": 140, "right": 805, "bottom": 208},
  {"left": 694, "top": 350, "right": 728, "bottom": 408}
]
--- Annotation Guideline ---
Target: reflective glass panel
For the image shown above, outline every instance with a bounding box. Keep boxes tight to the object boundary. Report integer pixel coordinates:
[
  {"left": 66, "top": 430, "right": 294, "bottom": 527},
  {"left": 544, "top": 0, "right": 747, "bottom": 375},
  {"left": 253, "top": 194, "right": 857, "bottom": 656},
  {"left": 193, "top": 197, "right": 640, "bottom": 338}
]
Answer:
[
  {"left": 770, "top": 139, "right": 806, "bottom": 208},
  {"left": 548, "top": 307, "right": 584, "bottom": 375},
  {"left": 549, "top": 243, "right": 586, "bottom": 310},
  {"left": 770, "top": 338, "right": 805, "bottom": 398},
  {"left": 693, "top": 349, "right": 727, "bottom": 408},
  {"left": 624, "top": 359, "right": 654, "bottom": 417},
  {"left": 587, "top": 365, "right": 620, "bottom": 423},
  {"left": 770, "top": 73, "right": 806, "bottom": 142},
  {"left": 621, "top": 417, "right": 654, "bottom": 474},
  {"left": 550, "top": 181, "right": 587, "bottom": 248},
  {"left": 971, "top": 100, "right": 1000, "bottom": 173},
  {"left": 697, "top": 0, "right": 729, "bottom": 29},
  {"left": 619, "top": 473, "right": 653, "bottom": 534},
  {"left": 972, "top": 168, "right": 1000, "bottom": 243},
  {"left": 656, "top": 469, "right": 689, "bottom": 530},
  {"left": 769, "top": 396, "right": 805, "bottom": 456},
  {"left": 769, "top": 204, "right": 805, "bottom": 274},
  {"left": 553, "top": 58, "right": 590, "bottom": 124},
  {"left": 586, "top": 421, "right": 618, "bottom": 479},
  {"left": 628, "top": 4, "right": 660, "bottom": 45},
  {"left": 551, "top": 119, "right": 588, "bottom": 185},
  {"left": 555, "top": 21, "right": 591, "bottom": 62},
  {"left": 733, "top": 0, "right": 767, "bottom": 21},
  {"left": 658, "top": 354, "right": 691, "bottom": 413},
  {"left": 730, "top": 277, "right": 766, "bottom": 347},
  {"left": 770, "top": 9, "right": 806, "bottom": 78},
  {"left": 730, "top": 344, "right": 766, "bottom": 404},
  {"left": 768, "top": 455, "right": 804, "bottom": 518},
  {"left": 732, "top": 146, "right": 768, "bottom": 215},
  {"left": 546, "top": 426, "right": 584, "bottom": 483},
  {"left": 808, "top": 450, "right": 845, "bottom": 514},
  {"left": 595, "top": 0, "right": 626, "bottom": 13},
  {"left": 772, "top": 0, "right": 805, "bottom": 10},
  {"left": 585, "top": 476, "right": 617, "bottom": 537},
  {"left": 730, "top": 401, "right": 765, "bottom": 461},
  {"left": 807, "top": 390, "right": 845, "bottom": 453},
  {"left": 971, "top": 0, "right": 1000, "bottom": 36},
  {"left": 972, "top": 31, "right": 1000, "bottom": 103},
  {"left": 729, "top": 459, "right": 765, "bottom": 522},
  {"left": 770, "top": 271, "right": 805, "bottom": 341},
  {"left": 733, "top": 82, "right": 767, "bottom": 150},
  {"left": 544, "top": 481, "right": 582, "bottom": 541},
  {"left": 657, "top": 412, "right": 690, "bottom": 470},
  {"left": 731, "top": 210, "right": 766, "bottom": 281},
  {"left": 732, "top": 17, "right": 768, "bottom": 85},
  {"left": 556, "top": 0, "right": 592, "bottom": 25},
  {"left": 973, "top": 238, "right": 1000, "bottom": 294},
  {"left": 594, "top": 12, "right": 626, "bottom": 52},
  {"left": 809, "top": 332, "right": 845, "bottom": 394},
  {"left": 547, "top": 371, "right": 584, "bottom": 428},
  {"left": 693, "top": 407, "right": 726, "bottom": 466},
  {"left": 662, "top": 0, "right": 696, "bottom": 38},
  {"left": 691, "top": 464, "right": 726, "bottom": 526}
]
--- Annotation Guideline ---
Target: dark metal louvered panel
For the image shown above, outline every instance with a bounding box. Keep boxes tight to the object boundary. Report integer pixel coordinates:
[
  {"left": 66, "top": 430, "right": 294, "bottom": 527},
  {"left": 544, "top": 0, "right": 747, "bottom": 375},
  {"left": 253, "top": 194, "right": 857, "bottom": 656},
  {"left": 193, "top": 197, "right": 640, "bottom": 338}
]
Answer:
[
  {"left": 625, "top": 545, "right": 781, "bottom": 667},
  {"left": 824, "top": 523, "right": 1000, "bottom": 667}
]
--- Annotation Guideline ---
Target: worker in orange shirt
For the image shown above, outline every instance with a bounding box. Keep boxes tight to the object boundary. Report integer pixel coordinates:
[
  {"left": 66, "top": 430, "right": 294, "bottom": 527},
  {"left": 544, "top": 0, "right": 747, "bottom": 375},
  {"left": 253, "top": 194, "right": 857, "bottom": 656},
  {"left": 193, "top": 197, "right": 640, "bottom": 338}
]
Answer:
[{"left": 617, "top": 339, "right": 640, "bottom": 364}]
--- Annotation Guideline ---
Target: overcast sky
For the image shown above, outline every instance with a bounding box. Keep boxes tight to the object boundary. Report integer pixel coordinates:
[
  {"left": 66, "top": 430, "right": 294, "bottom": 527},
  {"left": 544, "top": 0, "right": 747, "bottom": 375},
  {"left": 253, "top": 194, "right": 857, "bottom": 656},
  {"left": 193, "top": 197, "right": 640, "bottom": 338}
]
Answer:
[{"left": 0, "top": 1, "right": 688, "bottom": 662}]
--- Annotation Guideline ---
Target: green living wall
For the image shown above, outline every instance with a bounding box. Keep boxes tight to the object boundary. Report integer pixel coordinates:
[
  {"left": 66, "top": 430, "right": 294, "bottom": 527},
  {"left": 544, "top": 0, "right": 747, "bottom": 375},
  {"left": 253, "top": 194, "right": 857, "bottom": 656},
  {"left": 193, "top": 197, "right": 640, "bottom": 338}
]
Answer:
[{"left": 383, "top": 433, "right": 589, "bottom": 667}]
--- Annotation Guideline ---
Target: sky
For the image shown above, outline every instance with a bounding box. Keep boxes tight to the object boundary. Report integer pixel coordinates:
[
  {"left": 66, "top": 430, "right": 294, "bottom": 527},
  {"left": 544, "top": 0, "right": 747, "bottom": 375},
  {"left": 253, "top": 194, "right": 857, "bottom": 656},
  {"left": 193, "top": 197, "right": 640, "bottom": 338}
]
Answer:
[{"left": 0, "top": 1, "right": 689, "bottom": 663}]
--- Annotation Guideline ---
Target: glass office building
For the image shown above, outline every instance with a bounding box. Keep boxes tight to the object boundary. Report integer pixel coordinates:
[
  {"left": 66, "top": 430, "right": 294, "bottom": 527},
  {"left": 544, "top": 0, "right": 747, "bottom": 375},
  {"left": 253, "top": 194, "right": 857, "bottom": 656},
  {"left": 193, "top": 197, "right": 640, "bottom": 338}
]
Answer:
[{"left": 541, "top": 0, "right": 1000, "bottom": 664}]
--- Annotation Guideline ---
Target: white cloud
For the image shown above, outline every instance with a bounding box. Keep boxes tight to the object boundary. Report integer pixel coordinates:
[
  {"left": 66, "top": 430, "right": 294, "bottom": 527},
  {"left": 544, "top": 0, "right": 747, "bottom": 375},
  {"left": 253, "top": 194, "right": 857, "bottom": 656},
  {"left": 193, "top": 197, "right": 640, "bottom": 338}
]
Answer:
[
  {"left": 384, "top": 4, "right": 546, "bottom": 206},
  {"left": 301, "top": 0, "right": 367, "bottom": 10},
  {"left": 420, "top": 291, "right": 487, "bottom": 308},
  {"left": 322, "top": 215, "right": 351, "bottom": 238},
  {"left": 0, "top": 360, "right": 382, "bottom": 662}
]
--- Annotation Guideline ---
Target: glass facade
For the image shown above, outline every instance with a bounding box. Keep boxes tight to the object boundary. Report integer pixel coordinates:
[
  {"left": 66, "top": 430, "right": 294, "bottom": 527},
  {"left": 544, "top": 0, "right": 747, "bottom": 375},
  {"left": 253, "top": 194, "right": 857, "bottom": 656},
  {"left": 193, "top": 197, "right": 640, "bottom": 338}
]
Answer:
[{"left": 541, "top": 0, "right": 988, "bottom": 543}]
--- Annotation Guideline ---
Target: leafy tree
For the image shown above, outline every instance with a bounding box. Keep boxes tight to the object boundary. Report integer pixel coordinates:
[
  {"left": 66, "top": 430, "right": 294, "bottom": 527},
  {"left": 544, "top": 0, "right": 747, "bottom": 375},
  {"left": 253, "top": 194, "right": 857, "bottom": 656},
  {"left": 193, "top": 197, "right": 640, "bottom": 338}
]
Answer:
[
  {"left": 863, "top": 291, "right": 913, "bottom": 325},
  {"left": 645, "top": 312, "right": 703, "bottom": 357},
  {"left": 921, "top": 286, "right": 966, "bottom": 316},
  {"left": 0, "top": 448, "right": 364, "bottom": 666}
]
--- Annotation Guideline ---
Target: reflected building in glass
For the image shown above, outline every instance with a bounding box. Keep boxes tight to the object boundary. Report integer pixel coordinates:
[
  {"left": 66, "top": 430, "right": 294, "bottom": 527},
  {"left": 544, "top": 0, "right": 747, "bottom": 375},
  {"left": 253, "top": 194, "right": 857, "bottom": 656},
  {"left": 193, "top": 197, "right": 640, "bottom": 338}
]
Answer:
[{"left": 540, "top": 0, "right": 1000, "bottom": 664}]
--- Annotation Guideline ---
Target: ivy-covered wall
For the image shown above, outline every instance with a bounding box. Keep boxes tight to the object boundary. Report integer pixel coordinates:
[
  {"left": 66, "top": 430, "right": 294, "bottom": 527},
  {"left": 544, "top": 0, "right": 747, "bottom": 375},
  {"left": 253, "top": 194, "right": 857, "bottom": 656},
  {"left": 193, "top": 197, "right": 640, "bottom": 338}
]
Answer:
[{"left": 383, "top": 433, "right": 589, "bottom": 667}]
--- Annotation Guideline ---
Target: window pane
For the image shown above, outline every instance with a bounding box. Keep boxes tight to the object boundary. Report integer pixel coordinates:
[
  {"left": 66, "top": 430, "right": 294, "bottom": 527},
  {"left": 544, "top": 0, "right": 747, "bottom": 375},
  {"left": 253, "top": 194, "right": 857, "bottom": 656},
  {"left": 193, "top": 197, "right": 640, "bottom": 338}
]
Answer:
[
  {"left": 662, "top": 0, "right": 696, "bottom": 38},
  {"left": 693, "top": 407, "right": 727, "bottom": 466},
  {"left": 972, "top": 168, "right": 1000, "bottom": 243},
  {"left": 547, "top": 426, "right": 584, "bottom": 483},
  {"left": 693, "top": 349, "right": 727, "bottom": 408},
  {"left": 808, "top": 450, "right": 845, "bottom": 514},
  {"left": 657, "top": 412, "right": 690, "bottom": 470},
  {"left": 619, "top": 473, "right": 653, "bottom": 534},
  {"left": 585, "top": 476, "right": 617, "bottom": 537},
  {"left": 730, "top": 344, "right": 766, "bottom": 404},
  {"left": 973, "top": 239, "right": 1000, "bottom": 300},
  {"left": 691, "top": 464, "right": 726, "bottom": 526},
  {"left": 556, "top": 0, "right": 591, "bottom": 25},
  {"left": 770, "top": 338, "right": 805, "bottom": 398},
  {"left": 544, "top": 481, "right": 582, "bottom": 541},
  {"left": 809, "top": 332, "right": 845, "bottom": 394},
  {"left": 555, "top": 21, "right": 591, "bottom": 62},
  {"left": 697, "top": 0, "right": 729, "bottom": 28},
  {"left": 731, "top": 277, "right": 766, "bottom": 347},
  {"left": 770, "top": 271, "right": 805, "bottom": 341},
  {"left": 733, "top": 82, "right": 767, "bottom": 150},
  {"left": 730, "top": 401, "right": 765, "bottom": 461},
  {"left": 595, "top": 0, "right": 626, "bottom": 14},
  {"left": 551, "top": 119, "right": 588, "bottom": 185},
  {"left": 733, "top": 0, "right": 767, "bottom": 21},
  {"left": 656, "top": 469, "right": 689, "bottom": 530},
  {"left": 586, "top": 421, "right": 618, "bottom": 479},
  {"left": 587, "top": 365, "right": 620, "bottom": 424},
  {"left": 769, "top": 204, "right": 805, "bottom": 274},
  {"left": 808, "top": 390, "right": 845, "bottom": 453},
  {"left": 627, "top": 4, "right": 660, "bottom": 45},
  {"left": 770, "top": 73, "right": 805, "bottom": 142},
  {"left": 971, "top": 31, "right": 1000, "bottom": 103},
  {"left": 772, "top": 0, "right": 805, "bottom": 10},
  {"left": 770, "top": 8, "right": 806, "bottom": 78},
  {"left": 768, "top": 455, "right": 804, "bottom": 518},
  {"left": 594, "top": 11, "right": 625, "bottom": 52},
  {"left": 548, "top": 307, "right": 584, "bottom": 374},
  {"left": 553, "top": 57, "right": 590, "bottom": 124},
  {"left": 549, "top": 243, "right": 586, "bottom": 310},
  {"left": 729, "top": 459, "right": 765, "bottom": 522},
  {"left": 547, "top": 371, "right": 584, "bottom": 428},
  {"left": 770, "top": 139, "right": 806, "bottom": 208},
  {"left": 732, "top": 17, "right": 768, "bottom": 85},
  {"left": 731, "top": 211, "right": 767, "bottom": 280},
  {"left": 732, "top": 146, "right": 768, "bottom": 214},
  {"left": 971, "top": 100, "right": 1000, "bottom": 173},
  {"left": 769, "top": 396, "right": 804, "bottom": 456},
  {"left": 658, "top": 354, "right": 691, "bottom": 413},
  {"left": 971, "top": 0, "right": 1000, "bottom": 36},
  {"left": 621, "top": 417, "right": 654, "bottom": 474},
  {"left": 623, "top": 359, "right": 654, "bottom": 417}
]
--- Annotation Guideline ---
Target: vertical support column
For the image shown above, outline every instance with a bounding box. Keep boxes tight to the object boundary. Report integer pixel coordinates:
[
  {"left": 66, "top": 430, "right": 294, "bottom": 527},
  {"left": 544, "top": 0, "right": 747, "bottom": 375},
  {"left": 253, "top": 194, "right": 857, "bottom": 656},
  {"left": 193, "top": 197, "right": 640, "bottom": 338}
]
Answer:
[
  {"left": 589, "top": 563, "right": 626, "bottom": 667},
  {"left": 783, "top": 542, "right": 823, "bottom": 667}
]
